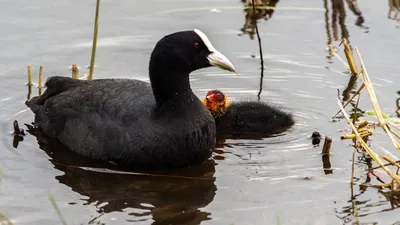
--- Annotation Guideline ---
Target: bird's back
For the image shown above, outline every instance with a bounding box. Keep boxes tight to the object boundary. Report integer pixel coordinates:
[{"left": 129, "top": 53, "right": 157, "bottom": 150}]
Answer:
[
  {"left": 216, "top": 101, "right": 294, "bottom": 136},
  {"left": 26, "top": 76, "right": 215, "bottom": 170}
]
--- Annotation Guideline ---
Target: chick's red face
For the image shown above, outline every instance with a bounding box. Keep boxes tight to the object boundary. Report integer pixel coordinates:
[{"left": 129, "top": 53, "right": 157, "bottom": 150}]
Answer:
[
  {"left": 206, "top": 91, "right": 224, "bottom": 103},
  {"left": 202, "top": 90, "right": 230, "bottom": 118}
]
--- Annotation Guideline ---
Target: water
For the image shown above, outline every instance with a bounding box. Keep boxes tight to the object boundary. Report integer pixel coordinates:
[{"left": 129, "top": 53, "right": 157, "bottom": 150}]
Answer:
[{"left": 1, "top": 0, "right": 400, "bottom": 224}]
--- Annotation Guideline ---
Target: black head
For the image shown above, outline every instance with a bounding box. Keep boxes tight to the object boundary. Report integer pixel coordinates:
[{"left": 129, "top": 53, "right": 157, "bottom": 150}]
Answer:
[{"left": 149, "top": 29, "right": 236, "bottom": 74}]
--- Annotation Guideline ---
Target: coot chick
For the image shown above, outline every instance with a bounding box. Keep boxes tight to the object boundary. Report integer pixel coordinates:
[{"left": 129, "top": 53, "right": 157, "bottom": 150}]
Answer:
[
  {"left": 202, "top": 90, "right": 294, "bottom": 137},
  {"left": 26, "top": 30, "right": 236, "bottom": 170}
]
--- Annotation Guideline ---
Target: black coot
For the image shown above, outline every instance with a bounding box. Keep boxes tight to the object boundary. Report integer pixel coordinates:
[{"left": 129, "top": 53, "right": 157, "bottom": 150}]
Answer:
[
  {"left": 26, "top": 30, "right": 236, "bottom": 170},
  {"left": 202, "top": 90, "right": 294, "bottom": 137}
]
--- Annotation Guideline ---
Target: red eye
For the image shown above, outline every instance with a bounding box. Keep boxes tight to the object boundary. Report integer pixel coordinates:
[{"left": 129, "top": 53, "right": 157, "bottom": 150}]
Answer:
[
  {"left": 215, "top": 94, "right": 222, "bottom": 101},
  {"left": 194, "top": 42, "right": 200, "bottom": 49}
]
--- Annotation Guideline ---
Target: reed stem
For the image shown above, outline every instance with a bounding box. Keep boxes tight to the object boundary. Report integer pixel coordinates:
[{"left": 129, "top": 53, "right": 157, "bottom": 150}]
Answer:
[
  {"left": 47, "top": 192, "right": 68, "bottom": 225},
  {"left": 71, "top": 64, "right": 79, "bottom": 79},
  {"left": 27, "top": 65, "right": 32, "bottom": 86},
  {"left": 355, "top": 47, "right": 400, "bottom": 151},
  {"left": 322, "top": 137, "right": 332, "bottom": 154},
  {"left": 88, "top": 0, "right": 100, "bottom": 81},
  {"left": 370, "top": 160, "right": 400, "bottom": 170},
  {"left": 350, "top": 149, "right": 356, "bottom": 197},
  {"left": 328, "top": 44, "right": 349, "bottom": 68},
  {"left": 343, "top": 38, "right": 358, "bottom": 76},
  {"left": 38, "top": 66, "right": 43, "bottom": 88},
  {"left": 337, "top": 99, "right": 400, "bottom": 184},
  {"left": 381, "top": 155, "right": 400, "bottom": 169},
  {"left": 332, "top": 83, "right": 364, "bottom": 119}
]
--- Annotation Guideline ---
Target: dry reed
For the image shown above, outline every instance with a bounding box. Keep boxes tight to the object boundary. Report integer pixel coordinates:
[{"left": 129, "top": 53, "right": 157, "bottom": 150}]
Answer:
[
  {"left": 333, "top": 38, "right": 400, "bottom": 192},
  {"left": 27, "top": 65, "right": 32, "bottom": 85}
]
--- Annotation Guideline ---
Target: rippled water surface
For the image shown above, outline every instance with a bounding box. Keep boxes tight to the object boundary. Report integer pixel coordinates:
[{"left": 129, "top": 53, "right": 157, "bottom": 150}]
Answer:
[{"left": 1, "top": 0, "right": 400, "bottom": 224}]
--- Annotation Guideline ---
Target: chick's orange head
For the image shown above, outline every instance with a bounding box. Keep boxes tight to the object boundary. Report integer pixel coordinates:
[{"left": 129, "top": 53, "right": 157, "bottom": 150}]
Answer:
[{"left": 202, "top": 90, "right": 229, "bottom": 117}]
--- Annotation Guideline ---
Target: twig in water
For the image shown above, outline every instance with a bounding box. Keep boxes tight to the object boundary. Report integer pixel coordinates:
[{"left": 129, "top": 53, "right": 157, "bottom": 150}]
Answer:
[
  {"left": 332, "top": 83, "right": 365, "bottom": 119},
  {"left": 352, "top": 91, "right": 361, "bottom": 125},
  {"left": 321, "top": 136, "right": 333, "bottom": 174},
  {"left": 350, "top": 149, "right": 357, "bottom": 197},
  {"left": 38, "top": 66, "right": 43, "bottom": 88},
  {"left": 250, "top": 2, "right": 265, "bottom": 100},
  {"left": 27, "top": 65, "right": 32, "bottom": 86},
  {"left": 27, "top": 83, "right": 32, "bottom": 100},
  {"left": 88, "top": 0, "right": 100, "bottom": 81},
  {"left": 381, "top": 155, "right": 400, "bottom": 169},
  {"left": 328, "top": 44, "right": 349, "bottom": 68},
  {"left": 337, "top": 99, "right": 400, "bottom": 184},
  {"left": 71, "top": 64, "right": 79, "bottom": 79},
  {"left": 388, "top": 121, "right": 400, "bottom": 132},
  {"left": 355, "top": 47, "right": 400, "bottom": 151},
  {"left": 47, "top": 192, "right": 68, "bottom": 225},
  {"left": 322, "top": 136, "right": 332, "bottom": 154},
  {"left": 322, "top": 154, "right": 333, "bottom": 174},
  {"left": 370, "top": 160, "right": 400, "bottom": 171},
  {"left": 342, "top": 38, "right": 358, "bottom": 76},
  {"left": 13, "top": 120, "right": 25, "bottom": 136}
]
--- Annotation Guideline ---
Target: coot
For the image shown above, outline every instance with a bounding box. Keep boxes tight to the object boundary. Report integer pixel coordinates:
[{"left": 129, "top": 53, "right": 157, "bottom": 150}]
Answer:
[
  {"left": 202, "top": 90, "right": 294, "bottom": 137},
  {"left": 26, "top": 30, "right": 236, "bottom": 170}
]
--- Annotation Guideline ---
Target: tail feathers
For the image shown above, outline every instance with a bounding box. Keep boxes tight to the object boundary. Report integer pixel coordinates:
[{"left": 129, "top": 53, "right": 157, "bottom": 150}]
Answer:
[
  {"left": 25, "top": 96, "right": 41, "bottom": 113},
  {"left": 25, "top": 96, "right": 56, "bottom": 137}
]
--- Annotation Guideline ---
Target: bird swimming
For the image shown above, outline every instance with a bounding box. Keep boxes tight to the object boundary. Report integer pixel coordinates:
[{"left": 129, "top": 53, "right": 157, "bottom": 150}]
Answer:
[
  {"left": 202, "top": 90, "right": 294, "bottom": 138},
  {"left": 25, "top": 30, "right": 236, "bottom": 170}
]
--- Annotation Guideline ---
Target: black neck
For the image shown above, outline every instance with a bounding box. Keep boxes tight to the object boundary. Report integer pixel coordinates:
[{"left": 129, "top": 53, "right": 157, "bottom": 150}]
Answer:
[
  {"left": 148, "top": 39, "right": 197, "bottom": 107},
  {"left": 149, "top": 61, "right": 193, "bottom": 106}
]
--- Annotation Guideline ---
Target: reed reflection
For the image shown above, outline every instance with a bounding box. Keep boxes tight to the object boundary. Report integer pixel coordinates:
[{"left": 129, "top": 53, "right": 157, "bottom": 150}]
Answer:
[
  {"left": 324, "top": 0, "right": 366, "bottom": 48},
  {"left": 389, "top": 0, "right": 400, "bottom": 21},
  {"left": 336, "top": 156, "right": 400, "bottom": 223},
  {"left": 396, "top": 90, "right": 400, "bottom": 118},
  {"left": 239, "top": 0, "right": 280, "bottom": 40}
]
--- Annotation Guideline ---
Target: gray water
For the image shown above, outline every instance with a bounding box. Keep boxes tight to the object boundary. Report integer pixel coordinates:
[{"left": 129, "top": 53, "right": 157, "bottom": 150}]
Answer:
[{"left": 1, "top": 0, "right": 400, "bottom": 224}]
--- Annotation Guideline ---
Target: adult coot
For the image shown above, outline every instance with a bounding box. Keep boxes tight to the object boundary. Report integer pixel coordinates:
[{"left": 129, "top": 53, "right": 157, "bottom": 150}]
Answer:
[
  {"left": 202, "top": 90, "right": 294, "bottom": 137},
  {"left": 26, "top": 30, "right": 236, "bottom": 170}
]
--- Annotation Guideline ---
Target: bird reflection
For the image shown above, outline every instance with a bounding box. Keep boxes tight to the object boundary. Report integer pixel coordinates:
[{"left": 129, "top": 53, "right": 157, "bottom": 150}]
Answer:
[
  {"left": 24, "top": 126, "right": 217, "bottom": 225},
  {"left": 239, "top": 0, "right": 280, "bottom": 40}
]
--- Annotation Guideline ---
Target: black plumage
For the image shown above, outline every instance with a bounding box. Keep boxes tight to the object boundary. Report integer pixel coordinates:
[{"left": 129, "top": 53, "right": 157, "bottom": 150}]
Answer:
[
  {"left": 25, "top": 30, "right": 236, "bottom": 170},
  {"left": 203, "top": 90, "right": 294, "bottom": 138},
  {"left": 216, "top": 101, "right": 295, "bottom": 136}
]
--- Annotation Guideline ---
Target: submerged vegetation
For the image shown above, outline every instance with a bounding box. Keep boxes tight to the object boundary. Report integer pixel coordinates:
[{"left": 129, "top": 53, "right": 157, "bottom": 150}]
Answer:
[{"left": 331, "top": 38, "right": 400, "bottom": 212}]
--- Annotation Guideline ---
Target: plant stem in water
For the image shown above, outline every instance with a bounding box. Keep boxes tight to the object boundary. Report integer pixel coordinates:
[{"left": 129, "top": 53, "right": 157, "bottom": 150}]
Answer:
[
  {"left": 47, "top": 192, "right": 68, "bottom": 225},
  {"left": 27, "top": 65, "right": 32, "bottom": 86},
  {"left": 71, "top": 64, "right": 79, "bottom": 79},
  {"left": 250, "top": 4, "right": 265, "bottom": 100},
  {"left": 88, "top": 0, "right": 100, "bottom": 81},
  {"left": 38, "top": 66, "right": 43, "bottom": 88}
]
